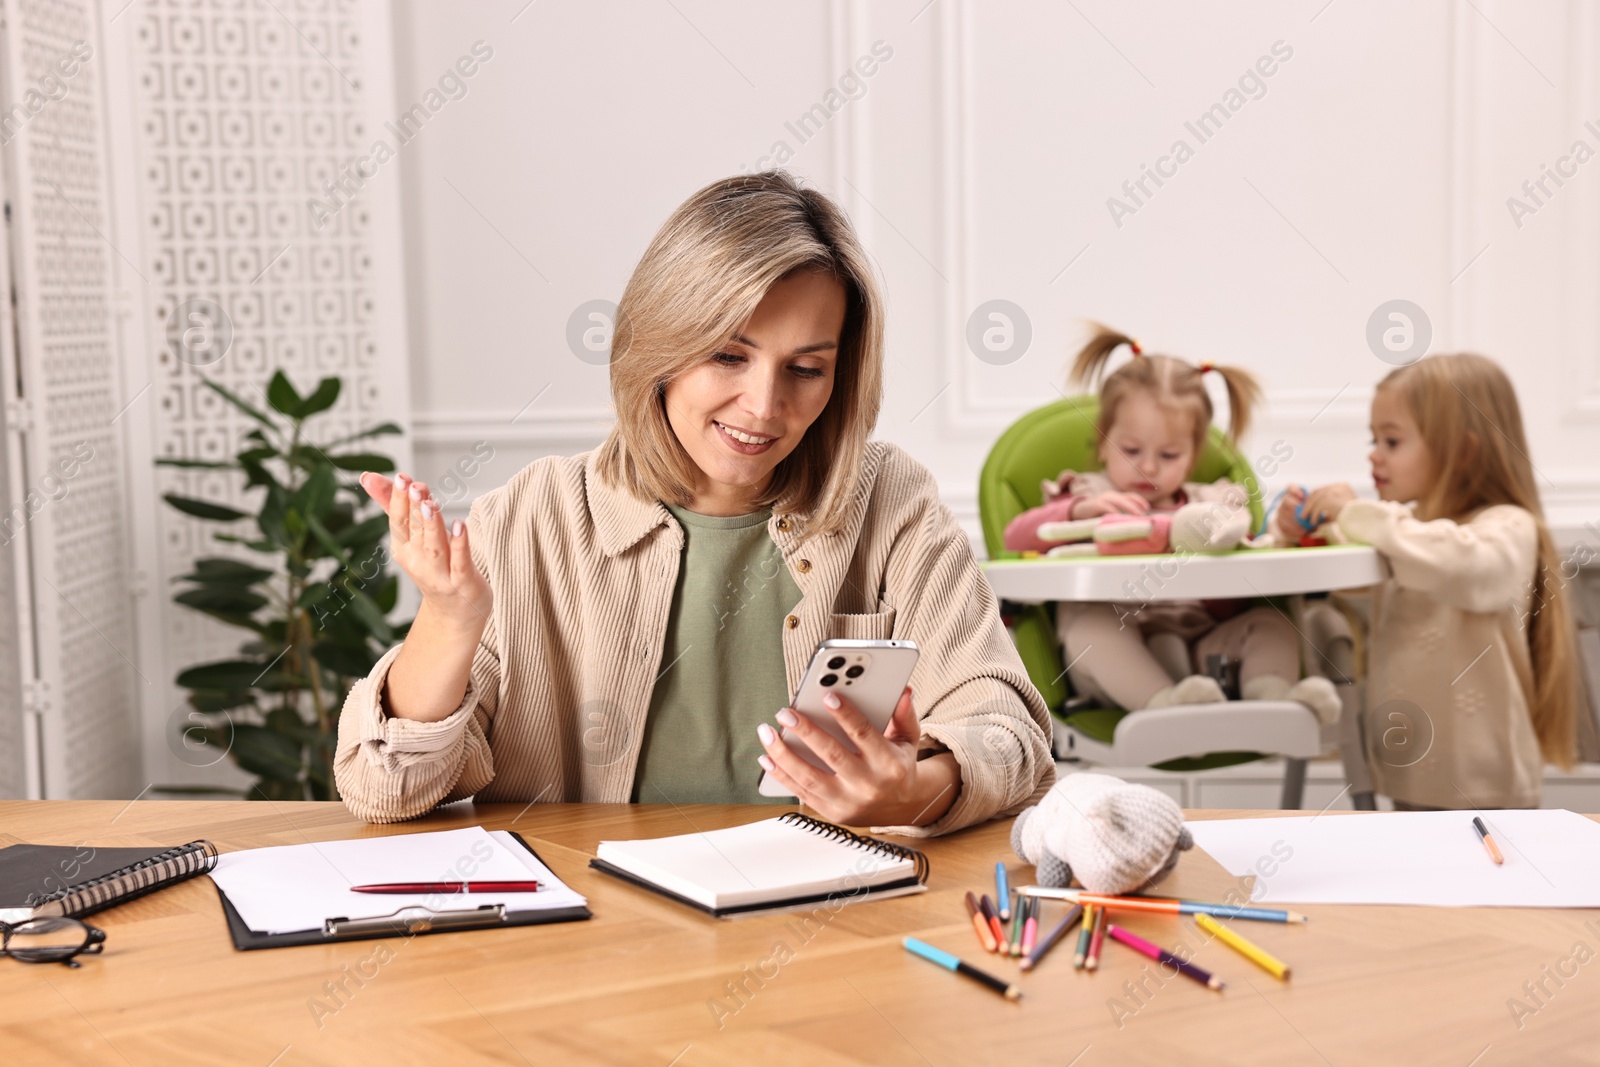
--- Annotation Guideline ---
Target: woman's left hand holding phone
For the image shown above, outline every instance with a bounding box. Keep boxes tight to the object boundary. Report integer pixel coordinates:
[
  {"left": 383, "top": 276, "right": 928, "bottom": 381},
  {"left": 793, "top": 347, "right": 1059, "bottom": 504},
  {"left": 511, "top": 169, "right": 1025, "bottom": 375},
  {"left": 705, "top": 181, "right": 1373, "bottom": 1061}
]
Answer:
[{"left": 755, "top": 687, "right": 961, "bottom": 827}]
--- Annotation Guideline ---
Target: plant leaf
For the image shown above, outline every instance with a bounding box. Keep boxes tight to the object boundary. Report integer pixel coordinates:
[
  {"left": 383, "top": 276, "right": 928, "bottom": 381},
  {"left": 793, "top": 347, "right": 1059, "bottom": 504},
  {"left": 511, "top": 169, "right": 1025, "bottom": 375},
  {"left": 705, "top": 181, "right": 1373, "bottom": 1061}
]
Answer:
[
  {"left": 292, "top": 464, "right": 337, "bottom": 521},
  {"left": 200, "top": 377, "right": 280, "bottom": 429},
  {"left": 155, "top": 458, "right": 236, "bottom": 470},
  {"left": 231, "top": 724, "right": 305, "bottom": 781},
  {"left": 297, "top": 377, "right": 341, "bottom": 418},
  {"left": 322, "top": 421, "right": 403, "bottom": 449},
  {"left": 175, "top": 586, "right": 268, "bottom": 616},
  {"left": 163, "top": 494, "right": 249, "bottom": 522},
  {"left": 266, "top": 370, "right": 304, "bottom": 417},
  {"left": 176, "top": 659, "right": 281, "bottom": 690},
  {"left": 186, "top": 689, "right": 256, "bottom": 713},
  {"left": 213, "top": 534, "right": 280, "bottom": 553},
  {"left": 312, "top": 638, "right": 377, "bottom": 678},
  {"left": 305, "top": 513, "right": 351, "bottom": 567},
  {"left": 177, "top": 557, "right": 276, "bottom": 586},
  {"left": 345, "top": 585, "right": 394, "bottom": 644},
  {"left": 336, "top": 512, "right": 390, "bottom": 547},
  {"left": 326, "top": 452, "right": 395, "bottom": 473}
]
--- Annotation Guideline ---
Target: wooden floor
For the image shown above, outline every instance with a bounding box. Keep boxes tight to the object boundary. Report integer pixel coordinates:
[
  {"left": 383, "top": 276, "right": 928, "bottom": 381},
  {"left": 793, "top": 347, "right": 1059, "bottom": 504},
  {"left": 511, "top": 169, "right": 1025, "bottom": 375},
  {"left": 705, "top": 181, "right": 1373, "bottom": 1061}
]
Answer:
[{"left": 2, "top": 800, "right": 1598, "bottom": 1066}]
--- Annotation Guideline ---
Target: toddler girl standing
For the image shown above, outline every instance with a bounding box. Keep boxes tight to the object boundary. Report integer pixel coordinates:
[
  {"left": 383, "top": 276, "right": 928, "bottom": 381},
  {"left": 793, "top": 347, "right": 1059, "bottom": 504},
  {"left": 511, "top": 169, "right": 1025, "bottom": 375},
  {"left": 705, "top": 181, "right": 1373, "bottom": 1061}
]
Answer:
[{"left": 1281, "top": 353, "right": 1577, "bottom": 807}]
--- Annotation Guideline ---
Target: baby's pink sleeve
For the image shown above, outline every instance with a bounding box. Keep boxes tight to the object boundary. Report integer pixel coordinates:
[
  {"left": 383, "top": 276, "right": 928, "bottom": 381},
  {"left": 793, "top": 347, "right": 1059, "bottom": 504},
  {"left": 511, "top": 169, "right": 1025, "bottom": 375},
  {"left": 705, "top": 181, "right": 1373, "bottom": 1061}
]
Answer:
[{"left": 1003, "top": 494, "right": 1081, "bottom": 553}]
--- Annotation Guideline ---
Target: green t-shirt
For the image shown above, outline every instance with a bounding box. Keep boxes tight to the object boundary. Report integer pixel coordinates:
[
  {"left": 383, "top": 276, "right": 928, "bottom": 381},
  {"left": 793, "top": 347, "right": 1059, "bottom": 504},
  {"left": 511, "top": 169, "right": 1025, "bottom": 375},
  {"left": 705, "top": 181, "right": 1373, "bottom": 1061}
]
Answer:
[{"left": 631, "top": 503, "right": 803, "bottom": 805}]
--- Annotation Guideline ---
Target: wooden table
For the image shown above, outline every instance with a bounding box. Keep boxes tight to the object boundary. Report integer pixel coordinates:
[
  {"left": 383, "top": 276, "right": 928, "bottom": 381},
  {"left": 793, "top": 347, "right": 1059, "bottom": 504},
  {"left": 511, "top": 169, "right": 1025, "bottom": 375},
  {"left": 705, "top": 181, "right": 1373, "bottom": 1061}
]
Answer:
[{"left": 2, "top": 801, "right": 1596, "bottom": 1066}]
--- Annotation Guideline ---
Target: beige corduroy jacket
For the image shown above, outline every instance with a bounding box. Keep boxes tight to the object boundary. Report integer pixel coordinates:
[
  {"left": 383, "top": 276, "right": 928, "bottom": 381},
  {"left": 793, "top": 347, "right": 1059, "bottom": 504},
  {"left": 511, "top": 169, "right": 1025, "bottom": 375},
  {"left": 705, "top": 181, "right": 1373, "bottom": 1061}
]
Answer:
[{"left": 333, "top": 441, "right": 1056, "bottom": 835}]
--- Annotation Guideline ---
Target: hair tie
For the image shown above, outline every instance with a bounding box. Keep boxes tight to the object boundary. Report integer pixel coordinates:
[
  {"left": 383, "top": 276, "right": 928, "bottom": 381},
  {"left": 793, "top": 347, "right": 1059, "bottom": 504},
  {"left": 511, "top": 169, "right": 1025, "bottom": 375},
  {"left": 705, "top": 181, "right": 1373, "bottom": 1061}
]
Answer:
[
  {"left": 1128, "top": 340, "right": 1143, "bottom": 356},
  {"left": 1198, "top": 362, "right": 1215, "bottom": 375}
]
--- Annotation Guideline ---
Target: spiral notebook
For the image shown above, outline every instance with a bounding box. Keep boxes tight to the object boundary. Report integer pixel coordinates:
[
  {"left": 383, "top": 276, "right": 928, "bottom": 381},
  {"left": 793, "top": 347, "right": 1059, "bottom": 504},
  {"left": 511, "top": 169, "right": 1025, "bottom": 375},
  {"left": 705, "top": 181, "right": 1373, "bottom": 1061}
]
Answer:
[
  {"left": 589, "top": 812, "right": 930, "bottom": 918},
  {"left": 0, "top": 840, "right": 218, "bottom": 923}
]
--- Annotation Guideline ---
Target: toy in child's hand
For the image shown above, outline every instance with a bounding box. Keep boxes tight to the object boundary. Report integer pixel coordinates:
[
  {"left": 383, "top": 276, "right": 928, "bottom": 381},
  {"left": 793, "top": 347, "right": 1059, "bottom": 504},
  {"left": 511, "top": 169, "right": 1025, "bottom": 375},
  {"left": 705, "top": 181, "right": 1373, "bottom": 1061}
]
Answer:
[
  {"left": 1010, "top": 772, "right": 1194, "bottom": 894},
  {"left": 1169, "top": 500, "right": 1252, "bottom": 554},
  {"left": 1037, "top": 501, "right": 1252, "bottom": 558},
  {"left": 1094, "top": 514, "right": 1172, "bottom": 555}
]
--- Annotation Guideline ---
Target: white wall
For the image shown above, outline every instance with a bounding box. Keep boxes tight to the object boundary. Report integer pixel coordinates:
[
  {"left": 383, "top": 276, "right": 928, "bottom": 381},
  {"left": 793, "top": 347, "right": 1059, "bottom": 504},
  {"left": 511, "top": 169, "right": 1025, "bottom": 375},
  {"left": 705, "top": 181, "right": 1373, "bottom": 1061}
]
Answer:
[{"left": 388, "top": 0, "right": 1600, "bottom": 554}]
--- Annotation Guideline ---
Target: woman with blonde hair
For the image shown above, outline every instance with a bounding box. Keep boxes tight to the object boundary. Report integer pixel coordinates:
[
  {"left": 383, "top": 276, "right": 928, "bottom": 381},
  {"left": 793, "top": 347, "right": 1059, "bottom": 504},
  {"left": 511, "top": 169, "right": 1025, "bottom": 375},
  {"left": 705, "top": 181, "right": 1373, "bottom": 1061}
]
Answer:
[{"left": 336, "top": 172, "right": 1054, "bottom": 834}]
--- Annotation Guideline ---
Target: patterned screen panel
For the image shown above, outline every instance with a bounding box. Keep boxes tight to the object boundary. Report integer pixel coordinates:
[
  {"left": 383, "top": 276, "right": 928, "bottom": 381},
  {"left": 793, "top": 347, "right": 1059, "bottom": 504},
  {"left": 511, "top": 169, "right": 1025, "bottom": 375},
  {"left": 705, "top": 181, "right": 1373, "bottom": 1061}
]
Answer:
[
  {"left": 1, "top": 0, "right": 139, "bottom": 797},
  {"left": 130, "top": 0, "right": 395, "bottom": 786}
]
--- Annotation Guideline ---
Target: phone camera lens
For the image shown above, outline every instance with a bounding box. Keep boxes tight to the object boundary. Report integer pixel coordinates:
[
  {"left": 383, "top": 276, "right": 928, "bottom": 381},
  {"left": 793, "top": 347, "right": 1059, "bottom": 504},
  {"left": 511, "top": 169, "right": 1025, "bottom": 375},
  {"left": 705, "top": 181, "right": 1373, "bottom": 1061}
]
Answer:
[
  {"left": 845, "top": 665, "right": 864, "bottom": 679},
  {"left": 827, "top": 656, "right": 846, "bottom": 670},
  {"left": 820, "top": 674, "right": 838, "bottom": 687}
]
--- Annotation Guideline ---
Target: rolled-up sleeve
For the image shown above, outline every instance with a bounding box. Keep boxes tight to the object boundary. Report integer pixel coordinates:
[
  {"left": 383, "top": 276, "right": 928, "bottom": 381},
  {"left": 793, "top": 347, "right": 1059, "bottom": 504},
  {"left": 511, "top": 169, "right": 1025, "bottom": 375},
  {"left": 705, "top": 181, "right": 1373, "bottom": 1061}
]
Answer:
[
  {"left": 871, "top": 459, "right": 1056, "bottom": 837},
  {"left": 332, "top": 497, "right": 502, "bottom": 823}
]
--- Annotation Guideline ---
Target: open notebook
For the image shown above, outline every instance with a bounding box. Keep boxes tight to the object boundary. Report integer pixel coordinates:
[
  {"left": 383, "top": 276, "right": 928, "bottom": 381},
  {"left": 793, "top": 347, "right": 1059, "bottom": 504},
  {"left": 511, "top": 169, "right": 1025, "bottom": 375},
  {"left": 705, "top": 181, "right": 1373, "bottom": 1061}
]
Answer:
[{"left": 590, "top": 812, "right": 930, "bottom": 917}]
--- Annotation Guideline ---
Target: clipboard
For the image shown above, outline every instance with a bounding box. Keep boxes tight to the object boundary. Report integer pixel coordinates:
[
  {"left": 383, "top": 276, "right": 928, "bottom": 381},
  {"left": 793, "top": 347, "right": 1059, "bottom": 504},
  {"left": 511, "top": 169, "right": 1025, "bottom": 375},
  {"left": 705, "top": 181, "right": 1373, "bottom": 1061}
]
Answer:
[{"left": 212, "top": 831, "right": 591, "bottom": 950}]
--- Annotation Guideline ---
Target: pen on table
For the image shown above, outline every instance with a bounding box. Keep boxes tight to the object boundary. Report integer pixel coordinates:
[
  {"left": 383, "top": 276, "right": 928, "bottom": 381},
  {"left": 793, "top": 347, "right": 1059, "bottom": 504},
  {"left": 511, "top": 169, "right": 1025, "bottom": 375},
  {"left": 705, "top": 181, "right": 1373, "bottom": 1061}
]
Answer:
[
  {"left": 1473, "top": 816, "right": 1504, "bottom": 865},
  {"left": 1020, "top": 903, "right": 1082, "bottom": 972},
  {"left": 903, "top": 937, "right": 1021, "bottom": 1001},
  {"left": 965, "top": 891, "right": 998, "bottom": 953},
  {"left": 980, "top": 894, "right": 1006, "bottom": 948},
  {"left": 1085, "top": 904, "right": 1107, "bottom": 970},
  {"left": 1107, "top": 924, "right": 1224, "bottom": 991},
  {"left": 1019, "top": 886, "right": 1308, "bottom": 924},
  {"left": 349, "top": 881, "right": 541, "bottom": 894},
  {"left": 1021, "top": 896, "right": 1039, "bottom": 957},
  {"left": 996, "top": 862, "right": 1011, "bottom": 921},
  {"left": 1194, "top": 913, "right": 1290, "bottom": 981},
  {"left": 1073, "top": 904, "right": 1095, "bottom": 969}
]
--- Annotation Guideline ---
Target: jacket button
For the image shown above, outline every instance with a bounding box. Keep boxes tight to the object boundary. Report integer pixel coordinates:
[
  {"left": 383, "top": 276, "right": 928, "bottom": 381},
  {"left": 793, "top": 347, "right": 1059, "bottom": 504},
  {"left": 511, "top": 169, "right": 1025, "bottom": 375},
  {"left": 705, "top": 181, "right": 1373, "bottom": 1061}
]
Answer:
[
  {"left": 776, "top": 517, "right": 791, "bottom": 532},
  {"left": 785, "top": 614, "right": 798, "bottom": 629},
  {"left": 796, "top": 558, "right": 811, "bottom": 573}
]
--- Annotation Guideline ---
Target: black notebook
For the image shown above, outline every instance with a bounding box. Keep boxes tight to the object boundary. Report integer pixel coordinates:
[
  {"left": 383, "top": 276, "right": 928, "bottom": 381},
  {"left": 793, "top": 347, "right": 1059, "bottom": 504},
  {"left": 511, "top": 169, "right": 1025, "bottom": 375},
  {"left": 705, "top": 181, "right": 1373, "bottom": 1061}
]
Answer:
[
  {"left": 0, "top": 840, "right": 218, "bottom": 923},
  {"left": 589, "top": 812, "right": 930, "bottom": 918}
]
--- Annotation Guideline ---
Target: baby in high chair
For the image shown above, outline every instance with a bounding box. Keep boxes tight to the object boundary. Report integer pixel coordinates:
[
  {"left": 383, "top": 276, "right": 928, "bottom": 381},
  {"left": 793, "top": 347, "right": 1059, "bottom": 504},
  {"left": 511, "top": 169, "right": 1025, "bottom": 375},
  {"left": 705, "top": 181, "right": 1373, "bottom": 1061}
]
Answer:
[{"left": 1004, "top": 324, "right": 1340, "bottom": 723}]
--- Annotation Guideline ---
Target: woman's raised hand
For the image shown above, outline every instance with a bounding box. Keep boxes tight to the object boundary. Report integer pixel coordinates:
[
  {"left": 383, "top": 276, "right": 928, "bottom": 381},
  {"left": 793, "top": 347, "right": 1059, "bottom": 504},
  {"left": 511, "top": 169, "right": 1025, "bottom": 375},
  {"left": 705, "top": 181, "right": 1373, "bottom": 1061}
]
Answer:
[{"left": 358, "top": 471, "right": 493, "bottom": 629}]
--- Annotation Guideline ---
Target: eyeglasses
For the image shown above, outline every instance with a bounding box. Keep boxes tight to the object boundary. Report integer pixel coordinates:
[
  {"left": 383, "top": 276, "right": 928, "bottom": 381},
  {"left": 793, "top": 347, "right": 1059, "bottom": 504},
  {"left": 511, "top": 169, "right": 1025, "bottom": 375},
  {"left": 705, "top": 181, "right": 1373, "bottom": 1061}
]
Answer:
[{"left": 1, "top": 917, "right": 107, "bottom": 967}]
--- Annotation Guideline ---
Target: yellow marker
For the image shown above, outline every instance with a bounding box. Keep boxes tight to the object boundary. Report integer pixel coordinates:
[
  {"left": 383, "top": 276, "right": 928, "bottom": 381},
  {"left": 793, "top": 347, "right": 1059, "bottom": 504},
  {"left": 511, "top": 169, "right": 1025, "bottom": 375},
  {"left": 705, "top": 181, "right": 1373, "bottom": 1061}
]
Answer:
[{"left": 1195, "top": 913, "right": 1290, "bottom": 981}]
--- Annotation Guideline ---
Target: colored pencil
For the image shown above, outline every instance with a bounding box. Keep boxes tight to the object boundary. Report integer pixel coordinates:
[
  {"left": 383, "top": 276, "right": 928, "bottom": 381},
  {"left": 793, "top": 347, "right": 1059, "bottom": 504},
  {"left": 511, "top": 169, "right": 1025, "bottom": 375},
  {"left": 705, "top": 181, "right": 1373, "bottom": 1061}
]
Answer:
[
  {"left": 1018, "top": 886, "right": 1307, "bottom": 924},
  {"left": 996, "top": 862, "right": 1011, "bottom": 920},
  {"left": 1073, "top": 904, "right": 1095, "bottom": 969},
  {"left": 979, "top": 894, "right": 1006, "bottom": 950},
  {"left": 1107, "top": 925, "right": 1225, "bottom": 991},
  {"left": 1194, "top": 913, "right": 1290, "bottom": 981},
  {"left": 965, "top": 891, "right": 998, "bottom": 953},
  {"left": 1020, "top": 903, "right": 1082, "bottom": 972},
  {"left": 1021, "top": 896, "right": 1039, "bottom": 956},
  {"left": 903, "top": 937, "right": 1021, "bottom": 1001},
  {"left": 1085, "top": 904, "right": 1107, "bottom": 970},
  {"left": 1008, "top": 893, "right": 1025, "bottom": 956},
  {"left": 1473, "top": 816, "right": 1505, "bottom": 865}
]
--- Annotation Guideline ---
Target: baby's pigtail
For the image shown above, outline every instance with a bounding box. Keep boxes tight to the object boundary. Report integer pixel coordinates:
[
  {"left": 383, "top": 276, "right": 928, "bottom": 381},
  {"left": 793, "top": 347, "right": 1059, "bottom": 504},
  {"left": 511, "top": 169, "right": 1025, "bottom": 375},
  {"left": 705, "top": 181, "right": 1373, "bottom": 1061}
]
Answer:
[
  {"left": 1206, "top": 363, "right": 1263, "bottom": 443},
  {"left": 1070, "top": 323, "right": 1140, "bottom": 389}
]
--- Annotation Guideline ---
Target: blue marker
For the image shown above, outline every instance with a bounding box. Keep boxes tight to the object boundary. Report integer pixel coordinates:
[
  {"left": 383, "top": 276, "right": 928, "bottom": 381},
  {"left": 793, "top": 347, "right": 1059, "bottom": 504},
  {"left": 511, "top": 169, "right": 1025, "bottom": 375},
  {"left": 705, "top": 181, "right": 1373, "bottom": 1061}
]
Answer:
[{"left": 903, "top": 937, "right": 1020, "bottom": 1001}]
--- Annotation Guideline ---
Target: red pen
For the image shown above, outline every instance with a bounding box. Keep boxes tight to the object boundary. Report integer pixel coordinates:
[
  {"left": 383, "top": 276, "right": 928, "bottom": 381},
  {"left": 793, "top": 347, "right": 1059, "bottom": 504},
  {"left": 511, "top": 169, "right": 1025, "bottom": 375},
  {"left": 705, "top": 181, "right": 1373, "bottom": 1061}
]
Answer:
[{"left": 350, "top": 881, "right": 541, "bottom": 894}]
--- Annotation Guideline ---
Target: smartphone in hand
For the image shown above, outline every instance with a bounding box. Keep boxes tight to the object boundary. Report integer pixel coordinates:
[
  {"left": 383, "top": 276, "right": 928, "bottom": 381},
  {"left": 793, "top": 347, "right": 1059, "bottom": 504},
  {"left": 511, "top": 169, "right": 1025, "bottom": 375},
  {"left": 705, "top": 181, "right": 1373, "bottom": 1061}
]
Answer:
[{"left": 757, "top": 639, "right": 920, "bottom": 798}]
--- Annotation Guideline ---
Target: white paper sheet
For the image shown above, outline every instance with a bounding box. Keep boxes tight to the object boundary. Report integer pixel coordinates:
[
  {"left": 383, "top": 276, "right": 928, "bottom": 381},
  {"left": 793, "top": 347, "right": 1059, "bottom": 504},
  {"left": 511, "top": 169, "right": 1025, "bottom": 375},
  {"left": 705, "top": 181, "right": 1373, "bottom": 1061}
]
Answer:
[
  {"left": 209, "top": 826, "right": 587, "bottom": 934},
  {"left": 1185, "top": 809, "right": 1600, "bottom": 907}
]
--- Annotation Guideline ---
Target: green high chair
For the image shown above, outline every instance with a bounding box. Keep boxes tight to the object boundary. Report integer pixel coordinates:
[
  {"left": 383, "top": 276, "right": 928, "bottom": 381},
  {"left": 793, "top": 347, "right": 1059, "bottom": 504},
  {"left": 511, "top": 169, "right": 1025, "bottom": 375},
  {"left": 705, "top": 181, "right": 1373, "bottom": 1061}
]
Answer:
[{"left": 978, "top": 395, "right": 1323, "bottom": 808}]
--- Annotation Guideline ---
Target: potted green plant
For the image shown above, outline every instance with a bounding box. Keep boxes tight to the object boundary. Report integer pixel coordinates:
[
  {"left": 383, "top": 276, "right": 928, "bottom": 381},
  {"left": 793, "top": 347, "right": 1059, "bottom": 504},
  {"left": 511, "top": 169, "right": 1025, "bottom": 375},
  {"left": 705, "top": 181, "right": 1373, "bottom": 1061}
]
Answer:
[{"left": 157, "top": 371, "right": 410, "bottom": 800}]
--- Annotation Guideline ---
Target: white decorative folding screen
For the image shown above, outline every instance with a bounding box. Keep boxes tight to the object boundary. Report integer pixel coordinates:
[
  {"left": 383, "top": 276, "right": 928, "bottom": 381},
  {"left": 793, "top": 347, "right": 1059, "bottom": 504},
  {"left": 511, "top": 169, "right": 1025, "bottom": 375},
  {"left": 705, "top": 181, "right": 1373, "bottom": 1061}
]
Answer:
[
  {"left": 0, "top": 0, "right": 410, "bottom": 798},
  {"left": 0, "top": 0, "right": 139, "bottom": 799}
]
